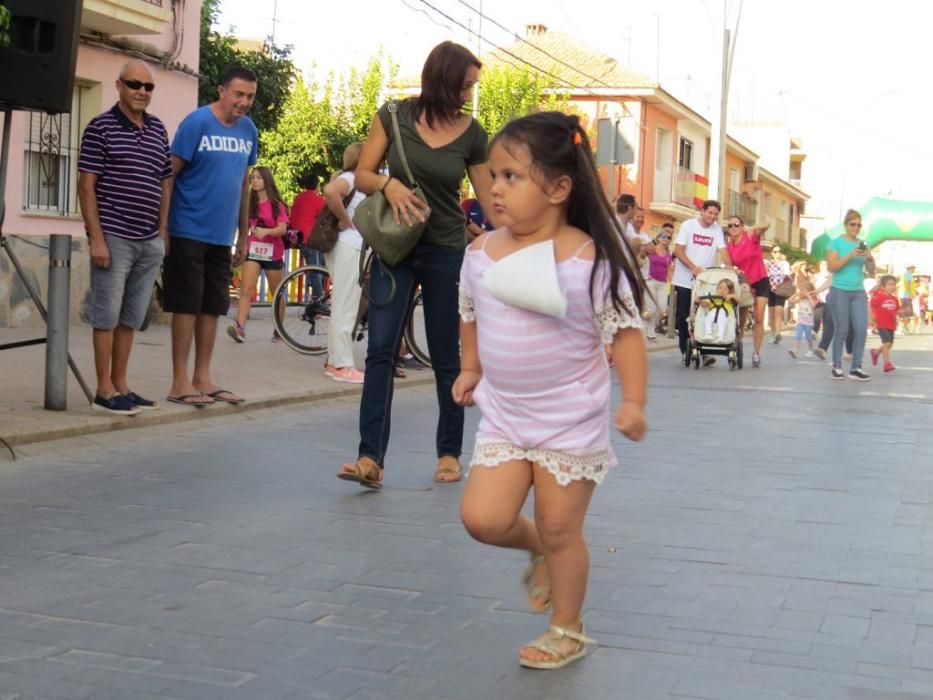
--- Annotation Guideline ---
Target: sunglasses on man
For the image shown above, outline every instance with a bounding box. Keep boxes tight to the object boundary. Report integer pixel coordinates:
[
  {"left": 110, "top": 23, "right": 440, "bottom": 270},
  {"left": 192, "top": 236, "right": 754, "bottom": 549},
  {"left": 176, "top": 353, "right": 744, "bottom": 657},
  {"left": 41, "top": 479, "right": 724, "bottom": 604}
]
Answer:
[{"left": 120, "top": 79, "right": 155, "bottom": 92}]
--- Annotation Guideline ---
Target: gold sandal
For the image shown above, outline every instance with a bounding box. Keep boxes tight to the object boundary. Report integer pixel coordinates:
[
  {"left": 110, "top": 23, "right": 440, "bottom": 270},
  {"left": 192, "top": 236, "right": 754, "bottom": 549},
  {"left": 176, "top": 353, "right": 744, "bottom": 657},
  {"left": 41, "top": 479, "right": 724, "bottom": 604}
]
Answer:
[
  {"left": 518, "top": 623, "right": 596, "bottom": 670},
  {"left": 521, "top": 555, "right": 551, "bottom": 612},
  {"left": 433, "top": 456, "right": 462, "bottom": 483},
  {"left": 337, "top": 457, "right": 383, "bottom": 489}
]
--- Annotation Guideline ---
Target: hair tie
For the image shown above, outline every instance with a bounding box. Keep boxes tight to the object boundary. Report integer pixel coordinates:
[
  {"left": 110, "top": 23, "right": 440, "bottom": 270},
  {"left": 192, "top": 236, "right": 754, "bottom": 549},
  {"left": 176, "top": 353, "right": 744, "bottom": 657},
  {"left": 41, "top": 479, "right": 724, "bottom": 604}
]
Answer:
[{"left": 572, "top": 131, "right": 583, "bottom": 145}]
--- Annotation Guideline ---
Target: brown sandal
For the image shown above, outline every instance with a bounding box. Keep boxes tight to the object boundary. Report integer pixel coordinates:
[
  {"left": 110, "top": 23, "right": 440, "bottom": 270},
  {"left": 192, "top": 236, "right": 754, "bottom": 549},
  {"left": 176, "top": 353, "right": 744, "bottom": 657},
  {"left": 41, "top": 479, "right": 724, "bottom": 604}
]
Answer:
[
  {"left": 433, "top": 456, "right": 462, "bottom": 483},
  {"left": 337, "top": 457, "right": 383, "bottom": 489}
]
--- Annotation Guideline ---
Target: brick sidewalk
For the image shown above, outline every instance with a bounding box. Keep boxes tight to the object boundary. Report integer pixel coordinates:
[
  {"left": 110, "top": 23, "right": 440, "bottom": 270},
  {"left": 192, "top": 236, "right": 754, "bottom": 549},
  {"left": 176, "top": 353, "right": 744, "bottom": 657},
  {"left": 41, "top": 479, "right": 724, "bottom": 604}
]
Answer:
[{"left": 0, "top": 314, "right": 680, "bottom": 448}]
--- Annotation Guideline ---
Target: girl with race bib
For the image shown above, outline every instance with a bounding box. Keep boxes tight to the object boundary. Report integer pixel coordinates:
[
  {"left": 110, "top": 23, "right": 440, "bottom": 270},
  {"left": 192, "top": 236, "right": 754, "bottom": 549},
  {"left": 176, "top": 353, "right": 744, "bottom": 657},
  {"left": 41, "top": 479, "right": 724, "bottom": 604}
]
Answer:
[
  {"left": 228, "top": 166, "right": 289, "bottom": 343},
  {"left": 454, "top": 112, "right": 647, "bottom": 670}
]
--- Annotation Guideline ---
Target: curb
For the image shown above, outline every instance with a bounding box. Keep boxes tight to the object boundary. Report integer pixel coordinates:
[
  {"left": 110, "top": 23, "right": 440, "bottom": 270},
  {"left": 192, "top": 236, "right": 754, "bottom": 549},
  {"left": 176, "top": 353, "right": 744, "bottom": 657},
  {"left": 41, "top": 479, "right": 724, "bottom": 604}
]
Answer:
[
  {"left": 5, "top": 375, "right": 437, "bottom": 449},
  {"left": 4, "top": 339, "right": 679, "bottom": 449}
]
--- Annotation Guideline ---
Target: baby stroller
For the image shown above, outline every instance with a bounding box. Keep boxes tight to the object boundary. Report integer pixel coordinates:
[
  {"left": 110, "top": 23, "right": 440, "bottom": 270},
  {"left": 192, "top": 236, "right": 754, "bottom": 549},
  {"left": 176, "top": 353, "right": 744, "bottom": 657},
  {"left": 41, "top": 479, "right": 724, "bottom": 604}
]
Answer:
[{"left": 683, "top": 267, "right": 743, "bottom": 370}]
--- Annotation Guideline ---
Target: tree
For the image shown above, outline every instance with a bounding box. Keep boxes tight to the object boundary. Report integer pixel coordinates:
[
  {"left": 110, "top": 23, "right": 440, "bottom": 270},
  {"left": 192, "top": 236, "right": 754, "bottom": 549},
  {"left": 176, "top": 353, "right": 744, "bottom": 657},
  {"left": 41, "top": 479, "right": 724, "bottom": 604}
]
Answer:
[
  {"left": 476, "top": 65, "right": 569, "bottom": 137},
  {"left": 261, "top": 55, "right": 396, "bottom": 202},
  {"left": 0, "top": 5, "right": 11, "bottom": 48},
  {"left": 198, "top": 0, "right": 297, "bottom": 134}
]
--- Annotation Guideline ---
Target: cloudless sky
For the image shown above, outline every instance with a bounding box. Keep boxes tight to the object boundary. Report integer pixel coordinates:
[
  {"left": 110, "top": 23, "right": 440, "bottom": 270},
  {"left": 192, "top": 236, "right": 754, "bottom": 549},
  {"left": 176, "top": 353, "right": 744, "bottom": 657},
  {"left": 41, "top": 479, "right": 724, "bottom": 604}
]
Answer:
[{"left": 216, "top": 0, "right": 933, "bottom": 224}]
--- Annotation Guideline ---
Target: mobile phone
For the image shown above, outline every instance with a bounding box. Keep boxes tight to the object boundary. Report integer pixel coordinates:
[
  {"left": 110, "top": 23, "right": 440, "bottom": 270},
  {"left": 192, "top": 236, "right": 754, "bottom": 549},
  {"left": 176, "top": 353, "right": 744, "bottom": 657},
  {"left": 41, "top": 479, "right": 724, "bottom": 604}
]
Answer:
[{"left": 857, "top": 241, "right": 867, "bottom": 251}]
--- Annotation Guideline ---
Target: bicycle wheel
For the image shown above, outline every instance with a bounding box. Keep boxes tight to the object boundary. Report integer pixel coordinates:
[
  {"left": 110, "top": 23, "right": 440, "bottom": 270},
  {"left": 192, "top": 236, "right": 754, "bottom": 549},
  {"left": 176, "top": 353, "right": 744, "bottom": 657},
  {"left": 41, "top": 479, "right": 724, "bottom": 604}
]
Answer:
[
  {"left": 271, "top": 265, "right": 332, "bottom": 355},
  {"left": 404, "top": 290, "right": 431, "bottom": 368}
]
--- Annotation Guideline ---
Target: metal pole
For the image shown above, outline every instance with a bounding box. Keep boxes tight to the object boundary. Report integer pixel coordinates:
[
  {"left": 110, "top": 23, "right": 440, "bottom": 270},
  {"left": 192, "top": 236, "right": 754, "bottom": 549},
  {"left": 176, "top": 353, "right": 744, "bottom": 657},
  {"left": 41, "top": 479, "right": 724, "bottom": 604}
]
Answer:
[
  {"left": 608, "top": 115, "right": 619, "bottom": 200},
  {"left": 44, "top": 234, "right": 71, "bottom": 410},
  {"left": 715, "top": 28, "right": 730, "bottom": 204},
  {"left": 0, "top": 107, "right": 11, "bottom": 231}
]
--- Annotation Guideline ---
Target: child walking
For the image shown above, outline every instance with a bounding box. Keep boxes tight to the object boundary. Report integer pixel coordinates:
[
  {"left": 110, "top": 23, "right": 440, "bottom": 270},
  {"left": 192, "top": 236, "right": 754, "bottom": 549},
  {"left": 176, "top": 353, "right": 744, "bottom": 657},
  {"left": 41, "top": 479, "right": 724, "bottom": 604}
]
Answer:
[
  {"left": 870, "top": 275, "right": 899, "bottom": 372},
  {"left": 228, "top": 166, "right": 290, "bottom": 343},
  {"left": 453, "top": 113, "right": 647, "bottom": 670},
  {"left": 788, "top": 281, "right": 818, "bottom": 358}
]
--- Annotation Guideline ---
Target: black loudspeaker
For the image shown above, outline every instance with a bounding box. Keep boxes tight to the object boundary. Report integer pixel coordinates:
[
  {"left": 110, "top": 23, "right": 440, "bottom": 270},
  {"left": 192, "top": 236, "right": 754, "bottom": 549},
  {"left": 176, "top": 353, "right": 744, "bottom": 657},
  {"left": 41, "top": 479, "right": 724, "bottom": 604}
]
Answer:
[{"left": 0, "top": 0, "right": 83, "bottom": 113}]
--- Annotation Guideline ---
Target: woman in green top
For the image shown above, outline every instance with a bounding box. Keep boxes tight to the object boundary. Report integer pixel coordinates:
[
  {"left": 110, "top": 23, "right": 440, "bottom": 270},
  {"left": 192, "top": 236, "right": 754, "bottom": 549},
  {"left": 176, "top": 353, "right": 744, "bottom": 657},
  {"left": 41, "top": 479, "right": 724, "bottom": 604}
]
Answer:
[
  {"left": 338, "top": 41, "right": 494, "bottom": 488},
  {"left": 825, "top": 208, "right": 876, "bottom": 381}
]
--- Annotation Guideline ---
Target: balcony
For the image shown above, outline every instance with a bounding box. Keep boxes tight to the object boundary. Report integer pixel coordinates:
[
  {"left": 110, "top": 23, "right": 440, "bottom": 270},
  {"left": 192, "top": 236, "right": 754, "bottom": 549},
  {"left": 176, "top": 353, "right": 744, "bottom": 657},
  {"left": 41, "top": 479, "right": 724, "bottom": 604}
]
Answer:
[
  {"left": 673, "top": 166, "right": 708, "bottom": 209},
  {"left": 726, "top": 189, "right": 758, "bottom": 223},
  {"left": 649, "top": 165, "right": 709, "bottom": 219},
  {"left": 81, "top": 0, "right": 171, "bottom": 36}
]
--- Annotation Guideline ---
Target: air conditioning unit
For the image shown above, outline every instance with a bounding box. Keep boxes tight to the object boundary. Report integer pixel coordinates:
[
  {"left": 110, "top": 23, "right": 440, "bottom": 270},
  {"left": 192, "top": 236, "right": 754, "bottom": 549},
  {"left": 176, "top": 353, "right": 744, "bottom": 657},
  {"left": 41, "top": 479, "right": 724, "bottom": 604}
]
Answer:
[{"left": 744, "top": 164, "right": 759, "bottom": 183}]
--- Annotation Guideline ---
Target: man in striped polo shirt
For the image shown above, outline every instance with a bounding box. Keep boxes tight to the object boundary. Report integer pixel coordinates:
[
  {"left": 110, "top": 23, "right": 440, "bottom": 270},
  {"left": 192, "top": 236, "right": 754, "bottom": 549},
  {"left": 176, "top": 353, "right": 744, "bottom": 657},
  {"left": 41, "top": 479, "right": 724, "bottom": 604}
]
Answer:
[{"left": 78, "top": 60, "right": 172, "bottom": 415}]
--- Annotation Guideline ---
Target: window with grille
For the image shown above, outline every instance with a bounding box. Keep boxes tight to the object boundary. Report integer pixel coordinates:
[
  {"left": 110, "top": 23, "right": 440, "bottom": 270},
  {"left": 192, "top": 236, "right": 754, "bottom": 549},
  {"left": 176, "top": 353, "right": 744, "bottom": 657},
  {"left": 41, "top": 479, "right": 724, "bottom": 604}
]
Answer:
[
  {"left": 23, "top": 84, "right": 93, "bottom": 216},
  {"left": 678, "top": 137, "right": 693, "bottom": 171}
]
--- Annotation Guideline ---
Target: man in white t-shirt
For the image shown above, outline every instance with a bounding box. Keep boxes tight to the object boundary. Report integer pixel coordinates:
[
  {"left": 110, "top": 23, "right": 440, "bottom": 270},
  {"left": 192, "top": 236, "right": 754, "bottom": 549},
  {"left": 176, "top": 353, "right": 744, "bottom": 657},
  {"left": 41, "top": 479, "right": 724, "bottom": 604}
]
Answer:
[
  {"left": 615, "top": 194, "right": 647, "bottom": 269},
  {"left": 672, "top": 199, "right": 732, "bottom": 364},
  {"left": 630, "top": 207, "right": 653, "bottom": 277}
]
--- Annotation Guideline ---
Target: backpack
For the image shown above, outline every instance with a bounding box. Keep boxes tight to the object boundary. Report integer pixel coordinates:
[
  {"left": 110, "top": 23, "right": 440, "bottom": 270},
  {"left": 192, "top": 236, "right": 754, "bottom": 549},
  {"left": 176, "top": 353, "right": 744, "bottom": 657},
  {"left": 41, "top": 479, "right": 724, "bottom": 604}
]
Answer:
[{"left": 307, "top": 186, "right": 356, "bottom": 253}]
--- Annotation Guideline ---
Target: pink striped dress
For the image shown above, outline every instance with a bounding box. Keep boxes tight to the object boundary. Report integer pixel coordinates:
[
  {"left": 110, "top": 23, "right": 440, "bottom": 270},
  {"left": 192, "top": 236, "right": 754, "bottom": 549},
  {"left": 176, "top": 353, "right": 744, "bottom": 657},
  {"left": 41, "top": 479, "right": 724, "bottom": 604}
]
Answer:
[{"left": 458, "top": 236, "right": 641, "bottom": 486}]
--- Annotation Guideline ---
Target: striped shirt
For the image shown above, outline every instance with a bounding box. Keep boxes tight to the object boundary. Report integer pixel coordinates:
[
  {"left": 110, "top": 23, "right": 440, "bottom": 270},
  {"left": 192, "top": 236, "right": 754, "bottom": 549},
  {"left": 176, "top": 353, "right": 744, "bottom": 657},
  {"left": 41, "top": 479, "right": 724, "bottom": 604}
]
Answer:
[{"left": 78, "top": 104, "right": 171, "bottom": 240}]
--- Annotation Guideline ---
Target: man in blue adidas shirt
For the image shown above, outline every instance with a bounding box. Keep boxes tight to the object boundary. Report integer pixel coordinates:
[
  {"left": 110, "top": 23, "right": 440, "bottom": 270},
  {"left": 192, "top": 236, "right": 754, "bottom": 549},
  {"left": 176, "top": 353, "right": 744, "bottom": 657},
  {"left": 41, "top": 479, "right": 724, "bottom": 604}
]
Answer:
[{"left": 163, "top": 65, "right": 258, "bottom": 407}]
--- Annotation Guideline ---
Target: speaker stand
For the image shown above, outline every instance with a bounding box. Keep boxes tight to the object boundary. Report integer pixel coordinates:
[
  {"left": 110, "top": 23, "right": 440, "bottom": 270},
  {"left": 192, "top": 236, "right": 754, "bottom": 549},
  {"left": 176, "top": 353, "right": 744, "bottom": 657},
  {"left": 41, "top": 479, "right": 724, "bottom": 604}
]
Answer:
[{"left": 0, "top": 105, "right": 93, "bottom": 403}]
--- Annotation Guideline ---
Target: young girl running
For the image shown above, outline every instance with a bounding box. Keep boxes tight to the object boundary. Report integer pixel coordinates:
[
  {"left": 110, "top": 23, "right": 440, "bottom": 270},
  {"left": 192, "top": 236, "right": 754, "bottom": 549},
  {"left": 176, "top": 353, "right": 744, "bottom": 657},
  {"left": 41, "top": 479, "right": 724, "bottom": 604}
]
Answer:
[
  {"left": 228, "top": 166, "right": 290, "bottom": 343},
  {"left": 453, "top": 112, "right": 647, "bottom": 670}
]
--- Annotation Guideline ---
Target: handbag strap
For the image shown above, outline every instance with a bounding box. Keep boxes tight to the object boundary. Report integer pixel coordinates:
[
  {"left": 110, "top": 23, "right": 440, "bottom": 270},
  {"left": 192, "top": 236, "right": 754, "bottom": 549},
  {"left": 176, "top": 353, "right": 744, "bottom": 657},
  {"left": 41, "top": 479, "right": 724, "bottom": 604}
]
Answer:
[{"left": 387, "top": 101, "right": 418, "bottom": 188}]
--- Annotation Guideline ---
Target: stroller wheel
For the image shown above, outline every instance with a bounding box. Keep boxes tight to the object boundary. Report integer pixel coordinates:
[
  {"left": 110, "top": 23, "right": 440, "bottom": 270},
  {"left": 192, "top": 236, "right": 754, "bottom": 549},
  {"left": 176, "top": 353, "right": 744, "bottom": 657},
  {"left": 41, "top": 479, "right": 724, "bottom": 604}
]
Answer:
[{"left": 684, "top": 339, "right": 693, "bottom": 367}]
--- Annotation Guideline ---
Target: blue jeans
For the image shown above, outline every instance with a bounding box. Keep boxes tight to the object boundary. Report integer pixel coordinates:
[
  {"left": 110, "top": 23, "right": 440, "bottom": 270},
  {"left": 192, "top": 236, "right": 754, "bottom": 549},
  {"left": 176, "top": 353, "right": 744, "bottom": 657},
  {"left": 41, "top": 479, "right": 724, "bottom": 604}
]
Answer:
[
  {"left": 827, "top": 287, "right": 868, "bottom": 370},
  {"left": 358, "top": 242, "right": 464, "bottom": 467},
  {"left": 301, "top": 247, "right": 326, "bottom": 298}
]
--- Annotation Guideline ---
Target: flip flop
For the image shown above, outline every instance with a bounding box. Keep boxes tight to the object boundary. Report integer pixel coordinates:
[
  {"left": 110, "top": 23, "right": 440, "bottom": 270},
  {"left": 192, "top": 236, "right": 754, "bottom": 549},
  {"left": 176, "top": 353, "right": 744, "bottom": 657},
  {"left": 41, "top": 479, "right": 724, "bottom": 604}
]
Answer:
[
  {"left": 166, "top": 393, "right": 214, "bottom": 408},
  {"left": 204, "top": 389, "right": 244, "bottom": 405}
]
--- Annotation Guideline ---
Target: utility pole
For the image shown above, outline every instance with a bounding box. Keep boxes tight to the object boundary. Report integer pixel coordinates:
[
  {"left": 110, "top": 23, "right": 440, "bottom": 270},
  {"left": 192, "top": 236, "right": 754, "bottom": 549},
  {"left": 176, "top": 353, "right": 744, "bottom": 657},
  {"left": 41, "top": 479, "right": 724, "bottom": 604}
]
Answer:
[{"left": 708, "top": 0, "right": 742, "bottom": 205}]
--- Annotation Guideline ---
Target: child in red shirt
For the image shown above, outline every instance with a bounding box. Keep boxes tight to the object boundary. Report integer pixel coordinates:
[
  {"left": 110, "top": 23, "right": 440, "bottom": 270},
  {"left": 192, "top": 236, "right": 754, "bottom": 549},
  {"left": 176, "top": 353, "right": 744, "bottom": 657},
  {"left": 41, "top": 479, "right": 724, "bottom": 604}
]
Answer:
[{"left": 870, "top": 275, "right": 899, "bottom": 372}]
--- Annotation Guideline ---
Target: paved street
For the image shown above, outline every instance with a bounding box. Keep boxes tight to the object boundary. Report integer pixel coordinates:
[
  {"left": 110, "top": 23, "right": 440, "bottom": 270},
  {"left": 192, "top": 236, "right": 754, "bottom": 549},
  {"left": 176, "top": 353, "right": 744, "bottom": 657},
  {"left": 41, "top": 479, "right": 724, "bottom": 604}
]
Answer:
[{"left": 0, "top": 332, "right": 932, "bottom": 700}]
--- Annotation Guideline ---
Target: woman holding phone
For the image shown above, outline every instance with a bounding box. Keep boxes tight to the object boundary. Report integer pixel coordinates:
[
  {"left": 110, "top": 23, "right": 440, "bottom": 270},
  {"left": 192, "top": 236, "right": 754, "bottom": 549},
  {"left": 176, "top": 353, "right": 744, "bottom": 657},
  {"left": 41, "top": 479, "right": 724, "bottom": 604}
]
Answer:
[{"left": 825, "top": 208, "right": 875, "bottom": 381}]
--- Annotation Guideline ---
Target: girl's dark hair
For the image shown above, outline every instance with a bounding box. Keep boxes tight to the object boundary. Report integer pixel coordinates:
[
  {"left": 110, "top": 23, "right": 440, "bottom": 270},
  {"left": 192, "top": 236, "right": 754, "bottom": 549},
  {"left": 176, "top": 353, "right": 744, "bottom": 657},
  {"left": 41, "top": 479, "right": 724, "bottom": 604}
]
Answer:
[
  {"left": 414, "top": 41, "right": 480, "bottom": 128},
  {"left": 489, "top": 112, "right": 644, "bottom": 316},
  {"left": 730, "top": 214, "right": 744, "bottom": 225},
  {"left": 249, "top": 166, "right": 287, "bottom": 223}
]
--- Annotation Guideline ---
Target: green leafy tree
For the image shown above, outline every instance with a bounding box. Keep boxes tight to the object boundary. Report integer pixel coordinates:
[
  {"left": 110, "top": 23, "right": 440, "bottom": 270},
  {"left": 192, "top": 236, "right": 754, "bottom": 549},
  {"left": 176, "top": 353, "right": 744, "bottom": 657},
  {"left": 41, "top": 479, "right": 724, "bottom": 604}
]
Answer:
[
  {"left": 0, "top": 5, "right": 11, "bottom": 48},
  {"left": 476, "top": 65, "right": 569, "bottom": 136},
  {"left": 261, "top": 54, "right": 396, "bottom": 202},
  {"left": 198, "top": 0, "right": 297, "bottom": 134}
]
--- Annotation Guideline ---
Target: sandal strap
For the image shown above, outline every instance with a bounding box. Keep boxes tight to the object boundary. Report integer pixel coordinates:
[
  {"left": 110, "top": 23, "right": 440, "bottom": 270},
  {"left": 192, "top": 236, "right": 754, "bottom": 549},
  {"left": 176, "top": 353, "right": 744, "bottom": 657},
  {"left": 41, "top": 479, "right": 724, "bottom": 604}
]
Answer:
[{"left": 549, "top": 624, "right": 596, "bottom": 646}]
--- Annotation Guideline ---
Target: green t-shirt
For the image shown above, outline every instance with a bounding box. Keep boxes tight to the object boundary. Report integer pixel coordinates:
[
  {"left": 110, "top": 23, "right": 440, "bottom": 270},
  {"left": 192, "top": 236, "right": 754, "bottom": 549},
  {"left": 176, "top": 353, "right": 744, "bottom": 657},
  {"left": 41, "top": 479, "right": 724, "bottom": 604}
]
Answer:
[
  {"left": 827, "top": 236, "right": 865, "bottom": 291},
  {"left": 378, "top": 100, "right": 488, "bottom": 250}
]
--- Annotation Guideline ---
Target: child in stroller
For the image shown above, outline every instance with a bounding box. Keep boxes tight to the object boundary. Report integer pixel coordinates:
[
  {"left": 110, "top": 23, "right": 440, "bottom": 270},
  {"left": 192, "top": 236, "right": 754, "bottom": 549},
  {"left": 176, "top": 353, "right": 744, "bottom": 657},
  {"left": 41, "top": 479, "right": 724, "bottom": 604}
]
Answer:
[
  {"left": 699, "top": 279, "right": 740, "bottom": 342},
  {"left": 684, "top": 268, "right": 744, "bottom": 370}
]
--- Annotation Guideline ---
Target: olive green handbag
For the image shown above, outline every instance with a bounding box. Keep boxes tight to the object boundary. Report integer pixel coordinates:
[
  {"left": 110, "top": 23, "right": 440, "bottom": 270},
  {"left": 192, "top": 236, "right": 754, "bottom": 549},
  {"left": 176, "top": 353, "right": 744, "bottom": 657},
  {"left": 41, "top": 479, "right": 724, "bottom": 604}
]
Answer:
[{"left": 352, "top": 101, "right": 431, "bottom": 267}]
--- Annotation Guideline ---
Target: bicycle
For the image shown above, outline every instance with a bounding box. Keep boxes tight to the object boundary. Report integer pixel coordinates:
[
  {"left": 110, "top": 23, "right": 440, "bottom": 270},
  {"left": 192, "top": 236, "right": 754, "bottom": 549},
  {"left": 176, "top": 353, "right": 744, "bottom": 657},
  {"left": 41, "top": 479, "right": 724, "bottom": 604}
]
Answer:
[{"left": 270, "top": 254, "right": 431, "bottom": 367}]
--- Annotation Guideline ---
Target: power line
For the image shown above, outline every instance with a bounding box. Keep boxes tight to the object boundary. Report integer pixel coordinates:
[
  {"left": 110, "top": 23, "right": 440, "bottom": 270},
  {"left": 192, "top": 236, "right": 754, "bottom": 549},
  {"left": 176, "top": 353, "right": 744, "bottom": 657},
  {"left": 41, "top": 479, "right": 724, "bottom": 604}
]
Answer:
[
  {"left": 452, "top": 0, "right": 619, "bottom": 90},
  {"left": 409, "top": 0, "right": 605, "bottom": 98}
]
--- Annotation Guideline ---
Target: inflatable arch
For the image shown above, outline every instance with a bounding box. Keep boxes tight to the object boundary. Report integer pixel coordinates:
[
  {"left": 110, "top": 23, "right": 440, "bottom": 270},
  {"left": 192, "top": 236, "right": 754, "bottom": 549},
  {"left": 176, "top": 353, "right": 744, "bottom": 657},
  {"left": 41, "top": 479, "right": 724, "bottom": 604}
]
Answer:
[{"left": 809, "top": 197, "right": 933, "bottom": 260}]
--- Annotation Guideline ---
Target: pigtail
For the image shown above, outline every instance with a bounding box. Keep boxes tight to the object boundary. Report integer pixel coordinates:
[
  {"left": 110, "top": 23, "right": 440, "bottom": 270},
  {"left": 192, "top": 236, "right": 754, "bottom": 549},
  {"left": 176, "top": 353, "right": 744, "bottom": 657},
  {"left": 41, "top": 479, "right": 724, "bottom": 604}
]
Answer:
[{"left": 566, "top": 119, "right": 645, "bottom": 316}]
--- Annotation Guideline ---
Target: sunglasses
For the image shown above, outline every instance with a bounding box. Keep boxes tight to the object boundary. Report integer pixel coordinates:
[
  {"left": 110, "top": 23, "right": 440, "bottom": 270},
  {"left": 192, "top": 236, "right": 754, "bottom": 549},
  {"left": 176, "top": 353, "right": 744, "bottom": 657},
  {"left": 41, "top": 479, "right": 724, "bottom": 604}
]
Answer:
[
  {"left": 657, "top": 234, "right": 671, "bottom": 240},
  {"left": 121, "top": 79, "right": 155, "bottom": 92},
  {"left": 727, "top": 223, "right": 742, "bottom": 228},
  {"left": 847, "top": 222, "right": 862, "bottom": 228}
]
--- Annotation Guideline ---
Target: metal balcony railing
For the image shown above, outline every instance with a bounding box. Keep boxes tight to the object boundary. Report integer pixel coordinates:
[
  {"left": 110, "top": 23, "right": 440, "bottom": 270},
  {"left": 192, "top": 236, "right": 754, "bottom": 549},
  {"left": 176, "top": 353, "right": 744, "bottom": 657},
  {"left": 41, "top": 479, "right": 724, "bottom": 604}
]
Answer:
[
  {"left": 673, "top": 165, "right": 699, "bottom": 209},
  {"left": 726, "top": 189, "right": 758, "bottom": 223}
]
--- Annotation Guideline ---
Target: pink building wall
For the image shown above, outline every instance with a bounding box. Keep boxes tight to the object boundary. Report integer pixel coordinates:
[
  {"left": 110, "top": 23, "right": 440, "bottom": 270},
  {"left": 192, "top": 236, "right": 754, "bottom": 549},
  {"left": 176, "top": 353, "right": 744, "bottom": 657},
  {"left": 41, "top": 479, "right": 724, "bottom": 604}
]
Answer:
[{"left": 1, "top": 0, "right": 201, "bottom": 238}]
